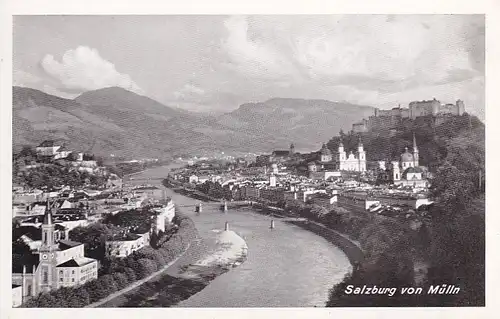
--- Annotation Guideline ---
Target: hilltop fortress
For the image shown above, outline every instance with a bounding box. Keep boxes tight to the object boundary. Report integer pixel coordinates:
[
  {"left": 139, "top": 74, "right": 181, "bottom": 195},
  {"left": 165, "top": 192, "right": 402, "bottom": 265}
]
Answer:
[{"left": 352, "top": 98, "right": 465, "bottom": 132}]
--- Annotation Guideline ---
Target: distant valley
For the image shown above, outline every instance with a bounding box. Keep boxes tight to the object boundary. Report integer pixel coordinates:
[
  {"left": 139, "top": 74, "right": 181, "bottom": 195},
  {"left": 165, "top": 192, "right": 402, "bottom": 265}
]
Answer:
[{"left": 12, "top": 86, "right": 374, "bottom": 158}]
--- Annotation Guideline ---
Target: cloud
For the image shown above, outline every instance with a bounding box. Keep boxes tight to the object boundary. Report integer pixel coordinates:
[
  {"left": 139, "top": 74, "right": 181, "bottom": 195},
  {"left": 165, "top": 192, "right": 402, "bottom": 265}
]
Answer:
[
  {"left": 221, "top": 15, "right": 484, "bottom": 92},
  {"left": 173, "top": 83, "right": 206, "bottom": 99},
  {"left": 40, "top": 46, "right": 144, "bottom": 95},
  {"left": 13, "top": 69, "right": 78, "bottom": 99},
  {"left": 221, "top": 16, "right": 302, "bottom": 81}
]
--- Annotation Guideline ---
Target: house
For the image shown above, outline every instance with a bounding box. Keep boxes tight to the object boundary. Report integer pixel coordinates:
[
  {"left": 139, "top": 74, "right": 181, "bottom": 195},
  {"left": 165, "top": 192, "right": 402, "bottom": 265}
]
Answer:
[
  {"left": 106, "top": 174, "right": 123, "bottom": 189},
  {"left": 197, "top": 175, "right": 210, "bottom": 184},
  {"left": 189, "top": 174, "right": 199, "bottom": 184},
  {"left": 260, "top": 187, "right": 287, "bottom": 203},
  {"left": 338, "top": 192, "right": 381, "bottom": 212},
  {"left": 12, "top": 210, "right": 98, "bottom": 304},
  {"left": 30, "top": 202, "right": 47, "bottom": 216},
  {"left": 14, "top": 224, "right": 70, "bottom": 251},
  {"left": 36, "top": 140, "right": 62, "bottom": 156},
  {"left": 309, "top": 171, "right": 342, "bottom": 181},
  {"left": 151, "top": 199, "right": 176, "bottom": 230},
  {"left": 105, "top": 232, "right": 151, "bottom": 258},
  {"left": 12, "top": 285, "right": 23, "bottom": 307},
  {"left": 53, "top": 146, "right": 73, "bottom": 160},
  {"left": 13, "top": 189, "right": 44, "bottom": 204}
]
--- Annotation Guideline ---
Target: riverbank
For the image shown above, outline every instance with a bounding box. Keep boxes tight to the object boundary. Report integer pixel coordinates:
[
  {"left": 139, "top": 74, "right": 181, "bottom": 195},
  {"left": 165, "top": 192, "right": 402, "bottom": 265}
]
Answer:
[
  {"left": 120, "top": 170, "right": 353, "bottom": 307},
  {"left": 165, "top": 179, "right": 364, "bottom": 268},
  {"left": 286, "top": 220, "right": 364, "bottom": 265},
  {"left": 100, "top": 225, "right": 248, "bottom": 307},
  {"left": 248, "top": 206, "right": 364, "bottom": 266}
]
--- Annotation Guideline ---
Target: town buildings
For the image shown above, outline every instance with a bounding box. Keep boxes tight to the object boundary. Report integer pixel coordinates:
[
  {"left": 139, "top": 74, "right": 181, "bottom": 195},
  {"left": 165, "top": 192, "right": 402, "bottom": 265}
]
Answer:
[
  {"left": 12, "top": 209, "right": 98, "bottom": 304},
  {"left": 338, "top": 139, "right": 367, "bottom": 172},
  {"left": 377, "top": 134, "right": 429, "bottom": 188},
  {"left": 105, "top": 232, "right": 151, "bottom": 258}
]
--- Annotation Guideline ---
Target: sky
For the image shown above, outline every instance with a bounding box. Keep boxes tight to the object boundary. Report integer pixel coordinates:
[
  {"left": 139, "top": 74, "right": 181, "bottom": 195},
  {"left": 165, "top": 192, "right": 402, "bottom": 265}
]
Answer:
[{"left": 13, "top": 15, "right": 485, "bottom": 119}]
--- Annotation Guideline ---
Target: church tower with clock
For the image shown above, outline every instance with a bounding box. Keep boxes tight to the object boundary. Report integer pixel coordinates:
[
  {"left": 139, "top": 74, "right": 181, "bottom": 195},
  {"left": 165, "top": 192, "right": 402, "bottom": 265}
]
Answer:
[
  {"left": 12, "top": 198, "right": 99, "bottom": 305},
  {"left": 38, "top": 205, "right": 58, "bottom": 293}
]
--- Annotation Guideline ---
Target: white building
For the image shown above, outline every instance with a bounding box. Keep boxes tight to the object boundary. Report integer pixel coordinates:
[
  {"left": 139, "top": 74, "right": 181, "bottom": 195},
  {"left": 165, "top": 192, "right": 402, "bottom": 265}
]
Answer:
[
  {"left": 390, "top": 134, "right": 429, "bottom": 188},
  {"left": 12, "top": 285, "right": 23, "bottom": 307},
  {"left": 105, "top": 232, "right": 151, "bottom": 258},
  {"left": 338, "top": 138, "right": 367, "bottom": 172},
  {"left": 152, "top": 200, "right": 176, "bottom": 233},
  {"left": 35, "top": 140, "right": 62, "bottom": 156},
  {"left": 12, "top": 210, "right": 98, "bottom": 303}
]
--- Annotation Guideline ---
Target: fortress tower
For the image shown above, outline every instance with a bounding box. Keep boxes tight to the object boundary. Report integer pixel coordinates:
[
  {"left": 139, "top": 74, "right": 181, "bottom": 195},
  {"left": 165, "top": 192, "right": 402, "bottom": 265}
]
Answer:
[{"left": 456, "top": 99, "right": 465, "bottom": 115}]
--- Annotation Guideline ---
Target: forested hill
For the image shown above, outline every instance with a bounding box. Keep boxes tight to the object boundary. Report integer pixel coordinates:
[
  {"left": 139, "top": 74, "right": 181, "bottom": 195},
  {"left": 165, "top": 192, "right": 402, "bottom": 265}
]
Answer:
[
  {"left": 325, "top": 112, "right": 485, "bottom": 307},
  {"left": 326, "top": 113, "right": 485, "bottom": 172}
]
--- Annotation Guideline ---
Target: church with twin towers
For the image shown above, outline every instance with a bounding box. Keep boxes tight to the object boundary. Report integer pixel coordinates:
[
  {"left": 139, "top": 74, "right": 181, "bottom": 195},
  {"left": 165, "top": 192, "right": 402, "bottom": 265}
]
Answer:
[{"left": 337, "top": 138, "right": 367, "bottom": 172}]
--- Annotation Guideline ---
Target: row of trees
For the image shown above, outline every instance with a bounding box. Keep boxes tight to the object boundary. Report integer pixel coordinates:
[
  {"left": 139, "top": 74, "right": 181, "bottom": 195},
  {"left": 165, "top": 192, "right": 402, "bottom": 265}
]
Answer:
[
  {"left": 102, "top": 208, "right": 158, "bottom": 234},
  {"left": 14, "top": 164, "right": 107, "bottom": 189},
  {"left": 22, "top": 213, "right": 198, "bottom": 308},
  {"left": 195, "top": 181, "right": 233, "bottom": 200}
]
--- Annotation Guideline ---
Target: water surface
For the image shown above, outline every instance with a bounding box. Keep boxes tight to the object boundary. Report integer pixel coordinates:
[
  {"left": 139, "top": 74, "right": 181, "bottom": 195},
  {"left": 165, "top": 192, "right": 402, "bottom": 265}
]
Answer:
[{"left": 127, "top": 165, "right": 352, "bottom": 307}]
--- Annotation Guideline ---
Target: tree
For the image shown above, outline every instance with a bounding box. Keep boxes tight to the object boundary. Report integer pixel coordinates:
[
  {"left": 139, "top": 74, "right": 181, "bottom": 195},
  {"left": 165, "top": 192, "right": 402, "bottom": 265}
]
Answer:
[
  {"left": 430, "top": 162, "right": 475, "bottom": 213},
  {"left": 112, "top": 272, "right": 129, "bottom": 290},
  {"left": 65, "top": 152, "right": 78, "bottom": 162},
  {"left": 69, "top": 223, "right": 121, "bottom": 260},
  {"left": 136, "top": 258, "right": 158, "bottom": 279}
]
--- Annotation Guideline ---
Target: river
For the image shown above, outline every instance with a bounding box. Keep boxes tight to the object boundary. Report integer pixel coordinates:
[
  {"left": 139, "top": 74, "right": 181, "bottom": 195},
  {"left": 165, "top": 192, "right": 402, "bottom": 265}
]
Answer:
[{"left": 125, "top": 164, "right": 352, "bottom": 307}]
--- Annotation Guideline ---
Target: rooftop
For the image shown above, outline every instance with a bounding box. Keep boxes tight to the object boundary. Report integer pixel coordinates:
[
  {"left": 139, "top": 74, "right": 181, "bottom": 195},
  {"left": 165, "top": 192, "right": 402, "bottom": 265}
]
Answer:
[
  {"left": 58, "top": 239, "right": 83, "bottom": 250},
  {"left": 12, "top": 253, "right": 39, "bottom": 273},
  {"left": 57, "top": 257, "right": 96, "bottom": 268},
  {"left": 37, "top": 140, "right": 61, "bottom": 148}
]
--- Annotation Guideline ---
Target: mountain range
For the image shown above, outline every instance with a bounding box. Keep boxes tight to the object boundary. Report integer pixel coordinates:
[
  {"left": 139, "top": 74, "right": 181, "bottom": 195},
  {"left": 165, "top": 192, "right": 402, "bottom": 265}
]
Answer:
[{"left": 12, "top": 86, "right": 374, "bottom": 158}]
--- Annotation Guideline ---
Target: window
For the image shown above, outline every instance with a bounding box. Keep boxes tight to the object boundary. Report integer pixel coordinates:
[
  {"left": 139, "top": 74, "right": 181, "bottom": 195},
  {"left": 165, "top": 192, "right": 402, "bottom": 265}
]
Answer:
[
  {"left": 59, "top": 270, "right": 63, "bottom": 275},
  {"left": 27, "top": 285, "right": 32, "bottom": 296},
  {"left": 72, "top": 278, "right": 75, "bottom": 283},
  {"left": 60, "top": 277, "right": 63, "bottom": 282},
  {"left": 43, "top": 270, "right": 48, "bottom": 284},
  {"left": 72, "top": 270, "right": 75, "bottom": 275}
]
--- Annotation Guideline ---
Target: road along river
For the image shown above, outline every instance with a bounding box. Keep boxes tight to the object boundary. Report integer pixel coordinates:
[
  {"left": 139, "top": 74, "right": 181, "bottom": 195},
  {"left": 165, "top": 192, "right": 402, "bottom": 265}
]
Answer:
[{"left": 126, "top": 164, "right": 352, "bottom": 307}]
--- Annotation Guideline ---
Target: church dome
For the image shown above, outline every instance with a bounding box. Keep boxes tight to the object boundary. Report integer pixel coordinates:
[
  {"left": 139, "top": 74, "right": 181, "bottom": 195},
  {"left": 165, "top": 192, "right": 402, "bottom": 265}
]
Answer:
[
  {"left": 404, "top": 167, "right": 423, "bottom": 174},
  {"left": 401, "top": 147, "right": 414, "bottom": 162},
  {"left": 321, "top": 144, "right": 332, "bottom": 156}
]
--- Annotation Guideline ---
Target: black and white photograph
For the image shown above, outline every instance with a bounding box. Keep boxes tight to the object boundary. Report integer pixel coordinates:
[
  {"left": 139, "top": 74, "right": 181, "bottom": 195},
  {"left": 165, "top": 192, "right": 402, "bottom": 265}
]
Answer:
[{"left": 4, "top": 6, "right": 491, "bottom": 312}]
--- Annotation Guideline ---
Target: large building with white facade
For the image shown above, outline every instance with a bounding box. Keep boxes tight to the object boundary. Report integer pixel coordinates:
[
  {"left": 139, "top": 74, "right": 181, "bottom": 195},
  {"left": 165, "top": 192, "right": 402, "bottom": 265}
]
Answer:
[
  {"left": 338, "top": 138, "right": 367, "bottom": 172},
  {"left": 12, "top": 209, "right": 98, "bottom": 305}
]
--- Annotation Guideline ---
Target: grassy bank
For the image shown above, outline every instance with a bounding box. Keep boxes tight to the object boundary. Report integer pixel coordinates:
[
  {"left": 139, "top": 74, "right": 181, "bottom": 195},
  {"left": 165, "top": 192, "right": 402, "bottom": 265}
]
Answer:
[{"left": 103, "top": 232, "right": 248, "bottom": 307}]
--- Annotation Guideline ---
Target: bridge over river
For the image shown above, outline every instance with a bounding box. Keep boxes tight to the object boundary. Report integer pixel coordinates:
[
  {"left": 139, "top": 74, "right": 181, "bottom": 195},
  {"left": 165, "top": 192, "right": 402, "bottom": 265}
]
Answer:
[{"left": 125, "top": 164, "right": 353, "bottom": 307}]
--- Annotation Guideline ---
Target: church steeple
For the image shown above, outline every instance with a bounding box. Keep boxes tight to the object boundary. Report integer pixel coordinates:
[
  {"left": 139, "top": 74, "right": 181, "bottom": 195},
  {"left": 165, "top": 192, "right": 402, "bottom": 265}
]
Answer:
[
  {"left": 412, "top": 133, "right": 419, "bottom": 167},
  {"left": 40, "top": 199, "right": 56, "bottom": 250}
]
